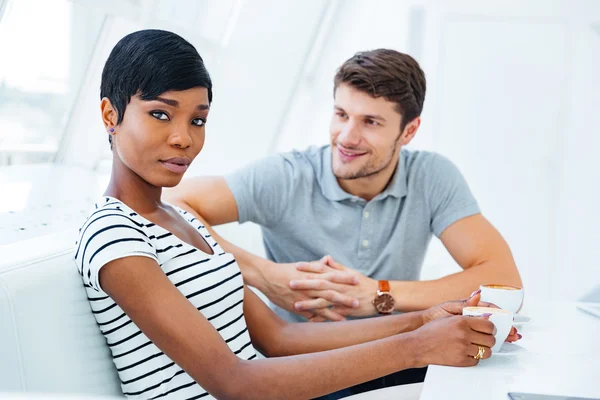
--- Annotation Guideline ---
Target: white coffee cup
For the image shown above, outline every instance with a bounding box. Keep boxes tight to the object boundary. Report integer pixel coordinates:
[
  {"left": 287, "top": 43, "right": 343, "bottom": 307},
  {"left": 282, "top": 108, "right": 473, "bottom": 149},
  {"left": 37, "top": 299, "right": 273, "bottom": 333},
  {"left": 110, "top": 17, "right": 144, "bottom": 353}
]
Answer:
[
  {"left": 480, "top": 284, "right": 524, "bottom": 314},
  {"left": 462, "top": 306, "right": 513, "bottom": 353}
]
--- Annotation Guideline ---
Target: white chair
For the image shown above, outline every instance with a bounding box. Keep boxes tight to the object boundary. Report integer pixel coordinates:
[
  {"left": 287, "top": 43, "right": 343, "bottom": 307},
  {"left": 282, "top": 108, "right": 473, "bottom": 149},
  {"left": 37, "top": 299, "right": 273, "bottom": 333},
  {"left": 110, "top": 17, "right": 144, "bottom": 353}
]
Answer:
[
  {"left": 0, "top": 232, "right": 122, "bottom": 397},
  {"left": 0, "top": 227, "right": 423, "bottom": 400}
]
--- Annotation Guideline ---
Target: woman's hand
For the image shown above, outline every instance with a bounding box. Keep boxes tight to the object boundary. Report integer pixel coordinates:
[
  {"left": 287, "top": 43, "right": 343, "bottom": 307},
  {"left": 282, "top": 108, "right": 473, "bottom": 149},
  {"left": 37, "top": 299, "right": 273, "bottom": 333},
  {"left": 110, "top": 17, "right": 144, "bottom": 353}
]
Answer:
[{"left": 420, "top": 290, "right": 521, "bottom": 342}]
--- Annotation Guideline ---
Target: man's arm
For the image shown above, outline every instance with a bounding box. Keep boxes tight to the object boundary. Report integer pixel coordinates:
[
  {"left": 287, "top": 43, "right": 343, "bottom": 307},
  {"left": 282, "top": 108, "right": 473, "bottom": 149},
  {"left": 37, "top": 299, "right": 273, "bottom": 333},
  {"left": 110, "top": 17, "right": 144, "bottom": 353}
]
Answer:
[
  {"left": 395, "top": 154, "right": 522, "bottom": 310},
  {"left": 390, "top": 213, "right": 522, "bottom": 311},
  {"left": 164, "top": 176, "right": 239, "bottom": 226},
  {"left": 164, "top": 177, "right": 361, "bottom": 321},
  {"left": 292, "top": 154, "right": 522, "bottom": 317},
  {"left": 293, "top": 214, "right": 522, "bottom": 316}
]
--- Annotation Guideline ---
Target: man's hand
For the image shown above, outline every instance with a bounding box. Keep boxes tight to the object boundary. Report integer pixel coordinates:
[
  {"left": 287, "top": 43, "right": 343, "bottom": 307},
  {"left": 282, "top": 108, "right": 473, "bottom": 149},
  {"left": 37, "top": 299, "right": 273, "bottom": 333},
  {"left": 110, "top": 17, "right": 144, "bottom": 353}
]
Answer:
[
  {"left": 293, "top": 256, "right": 378, "bottom": 321},
  {"left": 261, "top": 256, "right": 360, "bottom": 321},
  {"left": 420, "top": 290, "right": 521, "bottom": 343}
]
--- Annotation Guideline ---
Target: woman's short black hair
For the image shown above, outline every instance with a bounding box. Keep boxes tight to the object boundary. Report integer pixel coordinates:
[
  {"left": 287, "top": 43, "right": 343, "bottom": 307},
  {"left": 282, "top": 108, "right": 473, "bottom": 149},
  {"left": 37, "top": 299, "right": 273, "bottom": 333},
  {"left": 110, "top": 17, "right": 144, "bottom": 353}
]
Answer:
[{"left": 100, "top": 29, "right": 213, "bottom": 147}]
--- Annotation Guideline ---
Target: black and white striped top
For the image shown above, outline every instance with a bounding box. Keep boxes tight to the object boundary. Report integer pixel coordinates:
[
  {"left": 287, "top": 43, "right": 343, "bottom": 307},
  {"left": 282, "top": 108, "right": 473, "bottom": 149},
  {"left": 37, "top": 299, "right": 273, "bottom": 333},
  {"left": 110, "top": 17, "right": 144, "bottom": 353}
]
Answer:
[{"left": 74, "top": 197, "right": 256, "bottom": 399}]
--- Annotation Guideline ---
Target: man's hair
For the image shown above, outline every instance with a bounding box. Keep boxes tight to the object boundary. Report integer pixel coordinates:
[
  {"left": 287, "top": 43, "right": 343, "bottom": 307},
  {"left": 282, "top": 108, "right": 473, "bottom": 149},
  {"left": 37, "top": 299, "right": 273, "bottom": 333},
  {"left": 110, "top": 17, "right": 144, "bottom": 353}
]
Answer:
[
  {"left": 333, "top": 49, "right": 426, "bottom": 132},
  {"left": 100, "top": 29, "right": 213, "bottom": 148}
]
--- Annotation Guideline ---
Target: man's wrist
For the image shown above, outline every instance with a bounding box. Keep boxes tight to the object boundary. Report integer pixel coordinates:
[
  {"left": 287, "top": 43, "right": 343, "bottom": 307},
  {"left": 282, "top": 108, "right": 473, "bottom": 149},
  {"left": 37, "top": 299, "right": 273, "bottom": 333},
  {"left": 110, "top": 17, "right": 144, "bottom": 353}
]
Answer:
[
  {"left": 366, "top": 277, "right": 379, "bottom": 315},
  {"left": 389, "top": 280, "right": 407, "bottom": 312},
  {"left": 242, "top": 256, "right": 276, "bottom": 294},
  {"left": 255, "top": 259, "right": 280, "bottom": 294}
]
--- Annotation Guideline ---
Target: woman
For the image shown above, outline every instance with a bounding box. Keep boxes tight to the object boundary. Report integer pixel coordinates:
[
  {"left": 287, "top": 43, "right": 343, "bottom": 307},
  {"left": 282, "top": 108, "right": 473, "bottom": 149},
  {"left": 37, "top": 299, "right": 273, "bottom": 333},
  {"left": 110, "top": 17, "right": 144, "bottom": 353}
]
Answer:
[{"left": 75, "top": 29, "right": 499, "bottom": 400}]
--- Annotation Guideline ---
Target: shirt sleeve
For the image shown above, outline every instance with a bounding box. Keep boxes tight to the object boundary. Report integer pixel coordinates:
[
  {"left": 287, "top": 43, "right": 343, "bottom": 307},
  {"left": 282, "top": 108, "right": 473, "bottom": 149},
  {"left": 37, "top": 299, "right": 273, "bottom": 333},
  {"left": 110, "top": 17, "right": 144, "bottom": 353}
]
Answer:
[
  {"left": 426, "top": 154, "right": 481, "bottom": 237},
  {"left": 74, "top": 208, "right": 158, "bottom": 293},
  {"left": 224, "top": 153, "right": 297, "bottom": 228}
]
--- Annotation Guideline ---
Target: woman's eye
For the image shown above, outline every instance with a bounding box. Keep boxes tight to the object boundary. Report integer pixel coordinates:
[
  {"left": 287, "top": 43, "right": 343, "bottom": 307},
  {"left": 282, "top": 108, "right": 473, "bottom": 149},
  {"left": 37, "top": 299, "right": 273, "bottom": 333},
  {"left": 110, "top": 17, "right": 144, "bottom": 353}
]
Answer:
[
  {"left": 150, "top": 111, "right": 169, "bottom": 120},
  {"left": 192, "top": 118, "right": 206, "bottom": 127}
]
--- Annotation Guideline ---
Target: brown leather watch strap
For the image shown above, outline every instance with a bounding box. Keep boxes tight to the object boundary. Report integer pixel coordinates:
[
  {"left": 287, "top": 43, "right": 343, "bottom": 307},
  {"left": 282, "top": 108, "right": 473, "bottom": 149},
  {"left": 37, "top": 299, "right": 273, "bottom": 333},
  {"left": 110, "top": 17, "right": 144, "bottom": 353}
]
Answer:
[{"left": 378, "top": 280, "right": 390, "bottom": 292}]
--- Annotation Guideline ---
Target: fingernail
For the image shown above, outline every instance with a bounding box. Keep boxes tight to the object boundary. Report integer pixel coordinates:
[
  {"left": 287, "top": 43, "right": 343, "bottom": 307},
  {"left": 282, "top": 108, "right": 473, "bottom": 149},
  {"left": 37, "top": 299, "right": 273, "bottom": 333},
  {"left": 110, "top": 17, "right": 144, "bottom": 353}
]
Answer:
[
  {"left": 352, "top": 277, "right": 359, "bottom": 284},
  {"left": 352, "top": 300, "right": 359, "bottom": 308},
  {"left": 294, "top": 303, "right": 302, "bottom": 310},
  {"left": 289, "top": 281, "right": 297, "bottom": 288},
  {"left": 482, "top": 313, "right": 492, "bottom": 317},
  {"left": 470, "top": 289, "right": 482, "bottom": 297}
]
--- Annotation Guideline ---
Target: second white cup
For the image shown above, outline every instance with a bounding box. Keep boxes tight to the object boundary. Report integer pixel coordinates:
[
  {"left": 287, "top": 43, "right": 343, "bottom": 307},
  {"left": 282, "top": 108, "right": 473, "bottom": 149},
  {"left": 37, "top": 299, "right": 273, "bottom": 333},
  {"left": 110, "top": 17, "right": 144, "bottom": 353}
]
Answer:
[{"left": 480, "top": 284, "right": 524, "bottom": 314}]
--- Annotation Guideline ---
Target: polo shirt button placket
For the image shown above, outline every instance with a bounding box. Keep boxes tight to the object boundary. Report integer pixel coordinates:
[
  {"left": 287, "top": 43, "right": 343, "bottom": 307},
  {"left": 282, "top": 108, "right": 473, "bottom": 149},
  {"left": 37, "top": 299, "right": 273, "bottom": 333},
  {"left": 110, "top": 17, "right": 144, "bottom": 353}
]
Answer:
[{"left": 359, "top": 204, "right": 372, "bottom": 260}]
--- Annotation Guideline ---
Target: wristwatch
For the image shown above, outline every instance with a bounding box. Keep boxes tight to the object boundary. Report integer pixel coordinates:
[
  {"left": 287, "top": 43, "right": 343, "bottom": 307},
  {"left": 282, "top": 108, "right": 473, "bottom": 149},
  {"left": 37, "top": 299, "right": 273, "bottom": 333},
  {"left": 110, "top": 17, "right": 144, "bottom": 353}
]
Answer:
[{"left": 372, "top": 280, "right": 395, "bottom": 315}]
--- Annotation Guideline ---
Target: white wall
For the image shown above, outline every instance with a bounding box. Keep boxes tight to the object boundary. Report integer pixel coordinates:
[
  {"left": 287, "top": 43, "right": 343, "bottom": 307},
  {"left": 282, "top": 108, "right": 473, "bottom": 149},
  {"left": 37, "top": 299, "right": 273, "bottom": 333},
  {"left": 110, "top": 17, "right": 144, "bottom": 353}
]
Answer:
[
  {"left": 274, "top": 0, "right": 600, "bottom": 301},
  {"left": 57, "top": 0, "right": 329, "bottom": 175},
  {"left": 50, "top": 0, "right": 599, "bottom": 302}
]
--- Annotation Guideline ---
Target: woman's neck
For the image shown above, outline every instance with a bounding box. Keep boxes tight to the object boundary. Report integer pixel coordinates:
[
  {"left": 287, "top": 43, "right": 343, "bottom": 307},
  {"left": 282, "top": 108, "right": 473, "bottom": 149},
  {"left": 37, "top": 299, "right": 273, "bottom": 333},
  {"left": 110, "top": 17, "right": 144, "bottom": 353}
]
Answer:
[{"left": 104, "top": 158, "right": 164, "bottom": 215}]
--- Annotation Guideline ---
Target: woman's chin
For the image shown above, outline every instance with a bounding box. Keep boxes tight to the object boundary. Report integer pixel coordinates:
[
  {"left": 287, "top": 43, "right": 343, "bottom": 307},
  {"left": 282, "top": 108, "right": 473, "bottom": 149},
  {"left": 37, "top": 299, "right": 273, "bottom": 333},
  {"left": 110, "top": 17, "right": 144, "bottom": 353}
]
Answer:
[
  {"left": 161, "top": 177, "right": 184, "bottom": 188},
  {"left": 147, "top": 175, "right": 184, "bottom": 189}
]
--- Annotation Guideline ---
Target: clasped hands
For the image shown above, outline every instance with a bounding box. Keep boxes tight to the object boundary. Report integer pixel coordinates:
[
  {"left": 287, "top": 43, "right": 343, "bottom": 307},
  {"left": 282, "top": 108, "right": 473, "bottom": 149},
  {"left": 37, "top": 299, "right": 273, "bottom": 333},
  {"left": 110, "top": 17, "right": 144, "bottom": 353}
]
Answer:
[{"left": 263, "top": 255, "right": 519, "bottom": 341}]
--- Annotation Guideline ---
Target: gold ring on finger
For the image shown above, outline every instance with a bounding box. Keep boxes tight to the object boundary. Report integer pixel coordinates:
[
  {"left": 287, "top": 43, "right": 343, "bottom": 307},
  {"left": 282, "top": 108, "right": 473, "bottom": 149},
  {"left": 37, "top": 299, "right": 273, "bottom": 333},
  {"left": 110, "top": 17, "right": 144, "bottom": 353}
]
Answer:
[{"left": 473, "top": 345, "right": 485, "bottom": 360}]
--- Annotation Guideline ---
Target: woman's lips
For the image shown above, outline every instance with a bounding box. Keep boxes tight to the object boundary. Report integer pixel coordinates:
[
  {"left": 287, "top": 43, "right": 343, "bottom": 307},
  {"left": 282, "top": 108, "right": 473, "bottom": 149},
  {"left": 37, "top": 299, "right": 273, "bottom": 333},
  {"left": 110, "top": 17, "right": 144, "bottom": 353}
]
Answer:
[{"left": 160, "top": 161, "right": 189, "bottom": 174}]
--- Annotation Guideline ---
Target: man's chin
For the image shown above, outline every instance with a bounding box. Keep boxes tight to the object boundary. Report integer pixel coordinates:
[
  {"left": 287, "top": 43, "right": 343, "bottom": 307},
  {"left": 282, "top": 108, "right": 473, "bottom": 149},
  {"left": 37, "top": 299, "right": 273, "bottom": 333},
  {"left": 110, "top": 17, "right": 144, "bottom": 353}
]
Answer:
[{"left": 332, "top": 167, "right": 363, "bottom": 180}]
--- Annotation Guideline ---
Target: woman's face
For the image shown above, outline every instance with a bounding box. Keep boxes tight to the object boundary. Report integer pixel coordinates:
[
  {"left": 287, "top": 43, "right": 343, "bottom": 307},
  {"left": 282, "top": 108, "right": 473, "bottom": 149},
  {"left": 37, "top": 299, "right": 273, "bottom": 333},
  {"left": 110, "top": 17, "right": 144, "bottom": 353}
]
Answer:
[{"left": 109, "top": 87, "right": 210, "bottom": 188}]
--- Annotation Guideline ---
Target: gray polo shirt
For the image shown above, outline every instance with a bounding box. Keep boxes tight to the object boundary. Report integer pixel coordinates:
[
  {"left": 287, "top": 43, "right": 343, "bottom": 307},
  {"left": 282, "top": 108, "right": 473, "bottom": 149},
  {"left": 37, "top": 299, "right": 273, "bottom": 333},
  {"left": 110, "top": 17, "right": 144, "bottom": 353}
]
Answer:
[{"left": 225, "top": 145, "right": 480, "bottom": 322}]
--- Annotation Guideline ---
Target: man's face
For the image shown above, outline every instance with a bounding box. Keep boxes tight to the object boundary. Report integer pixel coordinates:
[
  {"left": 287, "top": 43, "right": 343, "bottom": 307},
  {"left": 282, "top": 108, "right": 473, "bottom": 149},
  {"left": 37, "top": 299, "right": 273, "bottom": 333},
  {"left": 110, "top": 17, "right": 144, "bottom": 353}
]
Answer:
[{"left": 330, "top": 83, "right": 405, "bottom": 180}]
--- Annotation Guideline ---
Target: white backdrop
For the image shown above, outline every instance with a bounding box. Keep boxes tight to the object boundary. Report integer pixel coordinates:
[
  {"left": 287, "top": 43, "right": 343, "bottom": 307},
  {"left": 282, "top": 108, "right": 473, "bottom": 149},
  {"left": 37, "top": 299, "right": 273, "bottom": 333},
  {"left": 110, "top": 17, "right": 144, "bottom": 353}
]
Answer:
[{"left": 51, "top": 0, "right": 600, "bottom": 302}]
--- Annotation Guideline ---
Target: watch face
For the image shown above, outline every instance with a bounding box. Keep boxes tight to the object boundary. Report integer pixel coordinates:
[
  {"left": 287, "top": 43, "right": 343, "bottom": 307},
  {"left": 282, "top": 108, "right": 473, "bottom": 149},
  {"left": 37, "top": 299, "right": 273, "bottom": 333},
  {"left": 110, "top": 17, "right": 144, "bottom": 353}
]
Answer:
[{"left": 374, "top": 292, "right": 395, "bottom": 314}]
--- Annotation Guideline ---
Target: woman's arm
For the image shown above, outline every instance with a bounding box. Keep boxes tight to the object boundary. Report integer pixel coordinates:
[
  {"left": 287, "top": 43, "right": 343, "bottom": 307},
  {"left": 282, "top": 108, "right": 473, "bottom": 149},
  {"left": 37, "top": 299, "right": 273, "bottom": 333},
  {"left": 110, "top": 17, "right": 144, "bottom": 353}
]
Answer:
[
  {"left": 243, "top": 286, "right": 424, "bottom": 356},
  {"left": 101, "top": 256, "right": 495, "bottom": 400}
]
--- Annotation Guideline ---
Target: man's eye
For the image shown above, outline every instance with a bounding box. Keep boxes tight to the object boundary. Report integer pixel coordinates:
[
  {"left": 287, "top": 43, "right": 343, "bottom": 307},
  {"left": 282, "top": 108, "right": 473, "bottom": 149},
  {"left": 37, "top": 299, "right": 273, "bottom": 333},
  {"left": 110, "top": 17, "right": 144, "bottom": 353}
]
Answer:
[{"left": 150, "top": 111, "right": 169, "bottom": 120}]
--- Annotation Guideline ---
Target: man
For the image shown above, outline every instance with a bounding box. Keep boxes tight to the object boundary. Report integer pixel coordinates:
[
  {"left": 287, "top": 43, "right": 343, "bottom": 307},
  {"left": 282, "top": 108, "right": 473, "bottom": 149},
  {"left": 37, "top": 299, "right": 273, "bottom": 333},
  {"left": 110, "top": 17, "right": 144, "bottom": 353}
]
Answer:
[{"left": 166, "top": 49, "right": 522, "bottom": 395}]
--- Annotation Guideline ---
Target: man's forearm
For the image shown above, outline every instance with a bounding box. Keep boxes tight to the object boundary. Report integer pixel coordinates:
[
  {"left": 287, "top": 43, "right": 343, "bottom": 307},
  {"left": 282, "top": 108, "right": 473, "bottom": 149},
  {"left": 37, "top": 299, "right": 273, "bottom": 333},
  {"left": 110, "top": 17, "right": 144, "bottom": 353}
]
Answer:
[
  {"left": 391, "top": 260, "right": 523, "bottom": 312},
  {"left": 214, "top": 237, "right": 273, "bottom": 293},
  {"left": 271, "top": 311, "right": 424, "bottom": 356}
]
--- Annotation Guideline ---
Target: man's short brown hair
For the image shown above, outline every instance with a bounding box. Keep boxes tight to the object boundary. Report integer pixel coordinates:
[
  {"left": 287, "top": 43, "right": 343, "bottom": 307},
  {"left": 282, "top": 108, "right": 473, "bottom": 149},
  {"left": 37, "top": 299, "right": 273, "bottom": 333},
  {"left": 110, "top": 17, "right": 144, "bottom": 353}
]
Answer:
[{"left": 334, "top": 49, "right": 426, "bottom": 131}]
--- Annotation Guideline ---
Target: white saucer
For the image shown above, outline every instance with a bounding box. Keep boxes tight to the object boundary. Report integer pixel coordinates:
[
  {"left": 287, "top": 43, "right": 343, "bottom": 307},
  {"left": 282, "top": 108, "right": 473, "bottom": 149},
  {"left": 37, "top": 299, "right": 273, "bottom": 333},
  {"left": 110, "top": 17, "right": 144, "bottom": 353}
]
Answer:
[
  {"left": 492, "top": 342, "right": 526, "bottom": 357},
  {"left": 513, "top": 314, "right": 531, "bottom": 327}
]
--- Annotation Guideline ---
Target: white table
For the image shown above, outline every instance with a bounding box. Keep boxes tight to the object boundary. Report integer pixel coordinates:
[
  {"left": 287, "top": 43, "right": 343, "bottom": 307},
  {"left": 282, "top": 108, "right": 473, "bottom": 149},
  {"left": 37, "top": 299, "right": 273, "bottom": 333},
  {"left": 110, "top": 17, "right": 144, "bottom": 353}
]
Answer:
[
  {"left": 345, "top": 301, "right": 600, "bottom": 400},
  {"left": 420, "top": 301, "right": 600, "bottom": 400}
]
